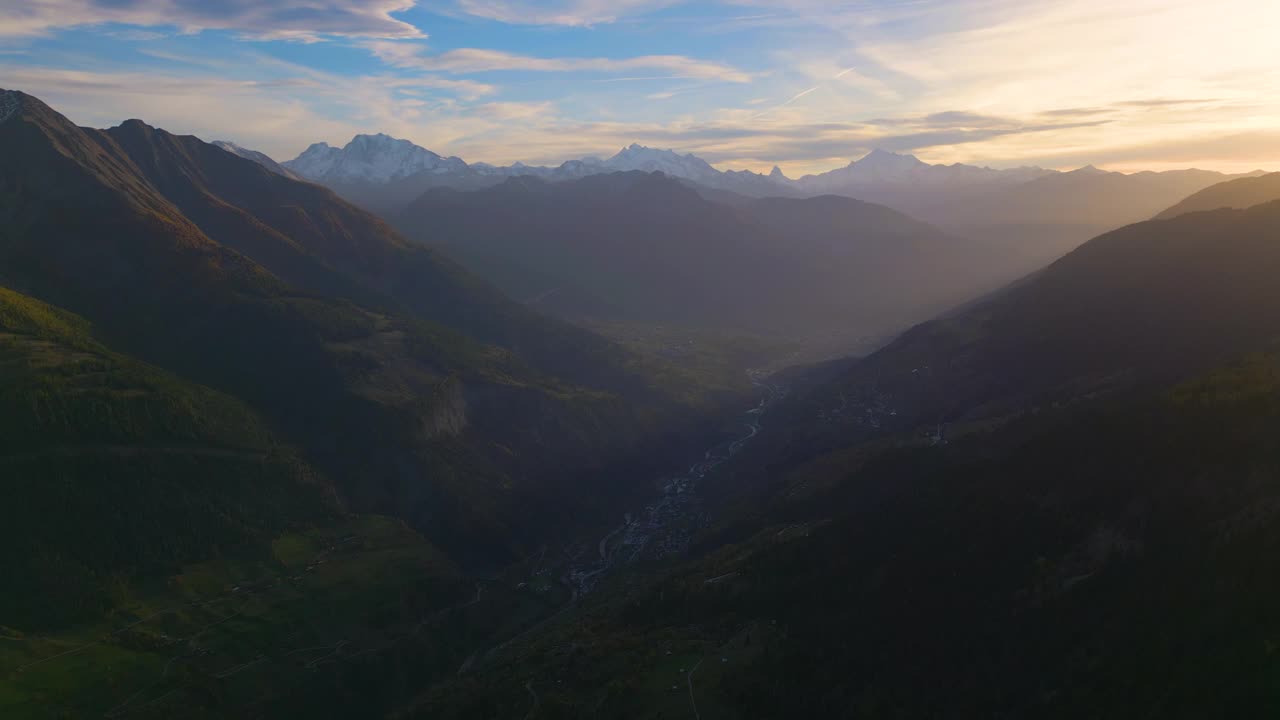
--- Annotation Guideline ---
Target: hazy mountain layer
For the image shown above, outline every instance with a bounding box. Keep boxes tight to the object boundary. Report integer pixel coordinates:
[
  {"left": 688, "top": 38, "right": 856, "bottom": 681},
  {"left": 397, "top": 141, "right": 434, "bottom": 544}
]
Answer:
[
  {"left": 397, "top": 171, "right": 1037, "bottom": 354},
  {"left": 1157, "top": 171, "right": 1280, "bottom": 219}
]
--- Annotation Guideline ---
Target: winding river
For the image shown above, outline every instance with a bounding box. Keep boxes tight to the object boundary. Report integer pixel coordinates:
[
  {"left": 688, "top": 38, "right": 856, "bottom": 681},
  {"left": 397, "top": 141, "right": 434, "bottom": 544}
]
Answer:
[{"left": 568, "top": 370, "right": 784, "bottom": 595}]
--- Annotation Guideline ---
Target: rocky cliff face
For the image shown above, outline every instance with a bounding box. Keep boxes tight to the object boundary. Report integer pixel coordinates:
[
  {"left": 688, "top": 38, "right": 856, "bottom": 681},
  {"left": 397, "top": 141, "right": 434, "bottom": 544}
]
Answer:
[{"left": 420, "top": 375, "right": 467, "bottom": 439}]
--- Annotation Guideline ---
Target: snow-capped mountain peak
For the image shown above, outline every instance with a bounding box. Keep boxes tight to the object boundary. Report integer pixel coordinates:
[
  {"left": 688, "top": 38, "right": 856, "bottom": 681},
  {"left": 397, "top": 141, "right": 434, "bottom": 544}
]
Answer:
[
  {"left": 860, "top": 148, "right": 924, "bottom": 164},
  {"left": 847, "top": 149, "right": 929, "bottom": 180},
  {"left": 284, "top": 133, "right": 469, "bottom": 184},
  {"left": 297, "top": 141, "right": 335, "bottom": 156},
  {"left": 797, "top": 148, "right": 1054, "bottom": 191},
  {"left": 602, "top": 144, "right": 720, "bottom": 182},
  {"left": 286, "top": 142, "right": 341, "bottom": 177}
]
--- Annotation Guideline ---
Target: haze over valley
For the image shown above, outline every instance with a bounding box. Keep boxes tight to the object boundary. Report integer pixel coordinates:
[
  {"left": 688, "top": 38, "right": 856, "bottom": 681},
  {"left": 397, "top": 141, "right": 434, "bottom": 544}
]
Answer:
[{"left": 226, "top": 129, "right": 1263, "bottom": 358}]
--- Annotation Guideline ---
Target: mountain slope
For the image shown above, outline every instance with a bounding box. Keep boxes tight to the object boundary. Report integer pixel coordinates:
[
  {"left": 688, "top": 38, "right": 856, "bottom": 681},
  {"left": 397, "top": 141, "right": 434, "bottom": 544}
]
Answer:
[
  {"left": 773, "top": 199, "right": 1280, "bottom": 442},
  {"left": 426, "top": 352, "right": 1280, "bottom": 718},
  {"left": 415, "top": 189, "right": 1280, "bottom": 720},
  {"left": 0, "top": 89, "right": 720, "bottom": 567},
  {"left": 212, "top": 140, "right": 302, "bottom": 179},
  {"left": 97, "top": 117, "right": 643, "bottom": 391},
  {"left": 0, "top": 284, "right": 334, "bottom": 630},
  {"left": 691, "top": 199, "right": 1280, "bottom": 520},
  {"left": 1156, "top": 171, "right": 1280, "bottom": 219},
  {"left": 0, "top": 287, "right": 508, "bottom": 718},
  {"left": 966, "top": 166, "right": 1241, "bottom": 226}
]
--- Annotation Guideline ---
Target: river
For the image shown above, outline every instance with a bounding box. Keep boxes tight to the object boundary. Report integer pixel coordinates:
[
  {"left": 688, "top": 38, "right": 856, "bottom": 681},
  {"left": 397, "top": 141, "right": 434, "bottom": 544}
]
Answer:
[{"left": 567, "top": 370, "right": 784, "bottom": 595}]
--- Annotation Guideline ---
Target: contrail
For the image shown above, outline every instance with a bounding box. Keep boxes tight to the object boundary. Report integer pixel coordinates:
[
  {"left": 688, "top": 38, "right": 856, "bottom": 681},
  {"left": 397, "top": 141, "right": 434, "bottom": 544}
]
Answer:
[
  {"left": 784, "top": 86, "right": 820, "bottom": 104},
  {"left": 752, "top": 85, "right": 819, "bottom": 119}
]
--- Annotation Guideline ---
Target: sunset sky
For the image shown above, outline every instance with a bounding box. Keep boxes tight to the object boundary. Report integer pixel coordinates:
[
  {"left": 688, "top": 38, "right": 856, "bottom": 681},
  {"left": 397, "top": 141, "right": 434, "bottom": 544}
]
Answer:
[{"left": 3, "top": 0, "right": 1278, "bottom": 175}]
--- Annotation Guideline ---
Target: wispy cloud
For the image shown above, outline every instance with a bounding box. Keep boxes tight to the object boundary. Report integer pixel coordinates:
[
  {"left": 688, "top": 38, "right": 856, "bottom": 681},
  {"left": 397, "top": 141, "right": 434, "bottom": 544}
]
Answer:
[
  {"left": 1113, "top": 98, "right": 1220, "bottom": 108},
  {"left": 0, "top": 0, "right": 422, "bottom": 40},
  {"left": 0, "top": 58, "right": 502, "bottom": 159},
  {"left": 470, "top": 100, "right": 554, "bottom": 120},
  {"left": 364, "top": 42, "right": 753, "bottom": 82},
  {"left": 445, "top": 0, "right": 683, "bottom": 26},
  {"left": 5, "top": 0, "right": 1279, "bottom": 176},
  {"left": 868, "top": 111, "right": 1017, "bottom": 129}
]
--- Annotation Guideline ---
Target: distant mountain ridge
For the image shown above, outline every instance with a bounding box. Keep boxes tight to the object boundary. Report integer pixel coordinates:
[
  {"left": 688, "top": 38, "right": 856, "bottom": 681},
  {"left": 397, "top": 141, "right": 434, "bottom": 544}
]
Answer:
[
  {"left": 396, "top": 170, "right": 1050, "bottom": 353},
  {"left": 795, "top": 148, "right": 1056, "bottom": 190},
  {"left": 251, "top": 133, "right": 1259, "bottom": 278},
  {"left": 255, "top": 132, "right": 1260, "bottom": 208},
  {"left": 195, "top": 133, "right": 1243, "bottom": 230},
  {"left": 276, "top": 135, "right": 791, "bottom": 209},
  {"left": 276, "top": 134, "right": 1063, "bottom": 192},
  {"left": 1156, "top": 171, "right": 1280, "bottom": 219}
]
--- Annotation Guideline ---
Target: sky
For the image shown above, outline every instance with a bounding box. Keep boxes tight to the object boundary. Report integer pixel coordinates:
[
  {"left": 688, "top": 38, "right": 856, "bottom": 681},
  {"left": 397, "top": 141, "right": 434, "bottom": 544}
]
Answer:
[{"left": 2, "top": 0, "right": 1279, "bottom": 176}]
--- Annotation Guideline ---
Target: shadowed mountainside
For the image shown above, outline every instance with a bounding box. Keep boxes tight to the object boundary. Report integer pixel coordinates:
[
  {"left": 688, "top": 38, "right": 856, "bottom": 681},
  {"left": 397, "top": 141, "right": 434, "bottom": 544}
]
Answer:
[
  {"left": 413, "top": 198, "right": 1280, "bottom": 719},
  {"left": 0, "top": 89, "right": 729, "bottom": 568}
]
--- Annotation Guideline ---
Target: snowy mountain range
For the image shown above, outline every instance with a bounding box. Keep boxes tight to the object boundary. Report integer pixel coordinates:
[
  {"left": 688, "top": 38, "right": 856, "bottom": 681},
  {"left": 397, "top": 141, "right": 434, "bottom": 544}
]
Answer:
[
  {"left": 269, "top": 134, "right": 1065, "bottom": 195},
  {"left": 213, "top": 133, "right": 1249, "bottom": 238},
  {"left": 277, "top": 136, "right": 750, "bottom": 189}
]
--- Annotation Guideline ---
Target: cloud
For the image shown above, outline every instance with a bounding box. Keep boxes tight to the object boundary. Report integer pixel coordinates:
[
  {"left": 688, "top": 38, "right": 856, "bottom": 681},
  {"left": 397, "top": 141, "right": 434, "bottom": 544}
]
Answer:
[
  {"left": 9, "top": 56, "right": 1278, "bottom": 179},
  {"left": 919, "top": 111, "right": 1011, "bottom": 128},
  {"left": 443, "top": 0, "right": 683, "bottom": 26},
  {"left": 371, "top": 75, "right": 497, "bottom": 100},
  {"left": 646, "top": 85, "right": 704, "bottom": 100},
  {"left": 1112, "top": 98, "right": 1220, "bottom": 108},
  {"left": 470, "top": 101, "right": 554, "bottom": 120},
  {"left": 1039, "top": 106, "right": 1111, "bottom": 118},
  {"left": 364, "top": 42, "right": 753, "bottom": 82},
  {"left": 0, "top": 0, "right": 422, "bottom": 40},
  {"left": 0, "top": 59, "right": 505, "bottom": 159},
  {"left": 867, "top": 111, "right": 1017, "bottom": 129},
  {"left": 853, "top": 0, "right": 1280, "bottom": 114},
  {"left": 1033, "top": 129, "right": 1280, "bottom": 171},
  {"left": 101, "top": 28, "right": 169, "bottom": 41},
  {"left": 7, "top": 0, "right": 1279, "bottom": 177},
  {"left": 854, "top": 121, "right": 1112, "bottom": 156}
]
